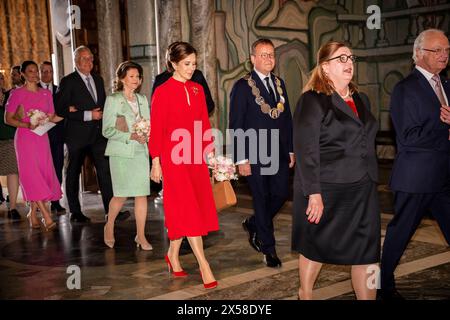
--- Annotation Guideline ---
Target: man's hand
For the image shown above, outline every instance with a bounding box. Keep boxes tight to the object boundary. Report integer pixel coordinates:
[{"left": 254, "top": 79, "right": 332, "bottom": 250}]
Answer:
[
  {"left": 92, "top": 107, "right": 103, "bottom": 120},
  {"left": 289, "top": 153, "right": 295, "bottom": 168},
  {"left": 238, "top": 163, "right": 251, "bottom": 176},
  {"left": 440, "top": 105, "right": 450, "bottom": 124},
  {"left": 69, "top": 106, "right": 78, "bottom": 113}
]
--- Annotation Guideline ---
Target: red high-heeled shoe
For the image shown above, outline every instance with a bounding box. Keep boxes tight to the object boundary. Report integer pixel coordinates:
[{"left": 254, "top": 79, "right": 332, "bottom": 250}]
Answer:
[
  {"left": 164, "top": 255, "right": 188, "bottom": 277},
  {"left": 200, "top": 270, "right": 218, "bottom": 289}
]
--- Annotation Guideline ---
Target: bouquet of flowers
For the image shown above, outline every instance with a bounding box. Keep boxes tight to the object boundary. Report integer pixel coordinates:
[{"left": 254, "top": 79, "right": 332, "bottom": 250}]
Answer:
[
  {"left": 131, "top": 117, "right": 151, "bottom": 138},
  {"left": 27, "top": 109, "right": 49, "bottom": 126},
  {"left": 208, "top": 154, "right": 238, "bottom": 182}
]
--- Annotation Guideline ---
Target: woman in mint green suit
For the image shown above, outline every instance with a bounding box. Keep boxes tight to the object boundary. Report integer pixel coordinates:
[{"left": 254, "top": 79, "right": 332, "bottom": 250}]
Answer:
[{"left": 102, "top": 61, "right": 152, "bottom": 250}]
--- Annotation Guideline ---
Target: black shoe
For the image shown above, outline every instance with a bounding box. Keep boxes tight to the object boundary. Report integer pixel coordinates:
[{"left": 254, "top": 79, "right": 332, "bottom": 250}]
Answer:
[
  {"left": 7, "top": 209, "right": 21, "bottom": 220},
  {"left": 51, "top": 202, "right": 66, "bottom": 215},
  {"left": 377, "top": 288, "right": 404, "bottom": 301},
  {"left": 116, "top": 210, "right": 131, "bottom": 222},
  {"left": 70, "top": 212, "right": 91, "bottom": 223},
  {"left": 263, "top": 253, "right": 282, "bottom": 268},
  {"left": 242, "top": 218, "right": 261, "bottom": 252}
]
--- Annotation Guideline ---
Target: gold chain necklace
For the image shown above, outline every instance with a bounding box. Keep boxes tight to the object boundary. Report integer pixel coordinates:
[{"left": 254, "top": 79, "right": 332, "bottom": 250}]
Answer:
[{"left": 244, "top": 73, "right": 285, "bottom": 119}]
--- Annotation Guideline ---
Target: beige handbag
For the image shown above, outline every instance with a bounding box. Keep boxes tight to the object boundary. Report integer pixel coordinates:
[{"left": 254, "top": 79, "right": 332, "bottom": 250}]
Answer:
[
  {"left": 115, "top": 115, "right": 129, "bottom": 132},
  {"left": 212, "top": 180, "right": 237, "bottom": 212}
]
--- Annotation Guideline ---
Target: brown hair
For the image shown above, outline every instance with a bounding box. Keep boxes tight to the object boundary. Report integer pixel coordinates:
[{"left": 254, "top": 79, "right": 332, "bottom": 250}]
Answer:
[
  {"left": 113, "top": 61, "right": 143, "bottom": 92},
  {"left": 303, "top": 41, "right": 358, "bottom": 95},
  {"left": 167, "top": 42, "right": 197, "bottom": 73},
  {"left": 251, "top": 39, "right": 275, "bottom": 55}
]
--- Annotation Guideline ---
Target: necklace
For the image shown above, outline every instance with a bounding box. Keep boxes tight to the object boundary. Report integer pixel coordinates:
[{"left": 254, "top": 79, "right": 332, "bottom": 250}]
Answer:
[
  {"left": 339, "top": 87, "right": 350, "bottom": 100},
  {"left": 244, "top": 73, "right": 286, "bottom": 119}
]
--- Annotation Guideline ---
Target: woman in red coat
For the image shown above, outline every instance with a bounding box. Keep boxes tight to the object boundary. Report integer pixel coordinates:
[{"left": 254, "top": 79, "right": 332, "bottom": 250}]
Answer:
[{"left": 149, "top": 42, "right": 219, "bottom": 289}]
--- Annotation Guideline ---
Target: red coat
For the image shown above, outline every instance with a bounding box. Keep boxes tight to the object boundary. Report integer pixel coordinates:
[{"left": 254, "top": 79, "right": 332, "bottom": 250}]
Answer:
[{"left": 149, "top": 77, "right": 219, "bottom": 240}]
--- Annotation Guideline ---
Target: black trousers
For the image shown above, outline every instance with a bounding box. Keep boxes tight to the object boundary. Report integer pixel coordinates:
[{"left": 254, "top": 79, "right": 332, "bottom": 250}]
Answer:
[
  {"left": 65, "top": 138, "right": 113, "bottom": 214},
  {"left": 245, "top": 163, "right": 289, "bottom": 255},
  {"left": 380, "top": 190, "right": 450, "bottom": 290},
  {"left": 49, "top": 137, "right": 64, "bottom": 205}
]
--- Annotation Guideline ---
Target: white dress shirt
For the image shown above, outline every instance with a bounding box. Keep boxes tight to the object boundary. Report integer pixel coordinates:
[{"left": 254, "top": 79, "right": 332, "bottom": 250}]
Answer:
[
  {"left": 415, "top": 65, "right": 449, "bottom": 105},
  {"left": 76, "top": 69, "right": 98, "bottom": 121}
]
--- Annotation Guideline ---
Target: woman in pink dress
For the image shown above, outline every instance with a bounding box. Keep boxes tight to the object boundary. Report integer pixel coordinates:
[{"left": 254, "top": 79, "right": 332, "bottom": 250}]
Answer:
[{"left": 5, "top": 61, "right": 62, "bottom": 231}]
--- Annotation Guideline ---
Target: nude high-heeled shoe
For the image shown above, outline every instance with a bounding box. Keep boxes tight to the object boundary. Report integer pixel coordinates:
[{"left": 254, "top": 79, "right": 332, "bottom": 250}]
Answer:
[
  {"left": 134, "top": 235, "right": 153, "bottom": 251},
  {"left": 104, "top": 224, "right": 115, "bottom": 248},
  {"left": 41, "top": 218, "right": 57, "bottom": 232},
  {"left": 26, "top": 212, "right": 41, "bottom": 229}
]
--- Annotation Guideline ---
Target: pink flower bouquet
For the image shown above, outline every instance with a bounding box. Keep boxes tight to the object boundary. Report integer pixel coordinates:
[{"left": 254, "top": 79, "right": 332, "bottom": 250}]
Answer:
[{"left": 208, "top": 155, "right": 238, "bottom": 182}]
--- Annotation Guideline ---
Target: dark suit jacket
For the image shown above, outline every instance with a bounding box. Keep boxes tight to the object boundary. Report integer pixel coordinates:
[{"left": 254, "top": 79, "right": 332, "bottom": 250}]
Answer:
[
  {"left": 389, "top": 68, "right": 450, "bottom": 193},
  {"left": 229, "top": 70, "right": 293, "bottom": 166},
  {"left": 55, "top": 71, "right": 106, "bottom": 146},
  {"left": 293, "top": 90, "right": 378, "bottom": 196},
  {"left": 38, "top": 83, "right": 64, "bottom": 143},
  {"left": 151, "top": 69, "right": 215, "bottom": 114}
]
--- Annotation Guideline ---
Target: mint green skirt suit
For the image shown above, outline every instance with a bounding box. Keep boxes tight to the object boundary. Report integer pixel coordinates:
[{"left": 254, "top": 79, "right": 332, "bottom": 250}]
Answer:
[{"left": 102, "top": 92, "right": 150, "bottom": 197}]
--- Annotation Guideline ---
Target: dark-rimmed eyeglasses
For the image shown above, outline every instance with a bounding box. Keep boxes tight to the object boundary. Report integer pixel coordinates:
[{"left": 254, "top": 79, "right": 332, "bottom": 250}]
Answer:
[
  {"left": 326, "top": 54, "right": 357, "bottom": 63},
  {"left": 253, "top": 53, "right": 275, "bottom": 60},
  {"left": 421, "top": 47, "right": 450, "bottom": 56}
]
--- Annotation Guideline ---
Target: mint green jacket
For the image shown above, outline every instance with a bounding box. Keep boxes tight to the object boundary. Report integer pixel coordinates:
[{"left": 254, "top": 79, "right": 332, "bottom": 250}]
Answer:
[{"left": 102, "top": 92, "right": 150, "bottom": 158}]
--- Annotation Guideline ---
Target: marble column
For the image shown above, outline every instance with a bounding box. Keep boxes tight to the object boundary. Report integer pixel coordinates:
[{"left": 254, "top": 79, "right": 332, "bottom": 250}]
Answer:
[
  {"left": 96, "top": 0, "right": 123, "bottom": 95},
  {"left": 191, "top": 0, "right": 219, "bottom": 128},
  {"left": 157, "top": 0, "right": 182, "bottom": 72}
]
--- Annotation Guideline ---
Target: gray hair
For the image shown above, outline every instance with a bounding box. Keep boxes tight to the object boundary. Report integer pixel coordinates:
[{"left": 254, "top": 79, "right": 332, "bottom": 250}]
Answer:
[
  {"left": 413, "top": 29, "right": 446, "bottom": 63},
  {"left": 73, "top": 45, "right": 93, "bottom": 64}
]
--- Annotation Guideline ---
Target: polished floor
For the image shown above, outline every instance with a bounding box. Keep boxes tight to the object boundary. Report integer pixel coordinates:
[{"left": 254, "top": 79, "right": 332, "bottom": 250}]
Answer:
[{"left": 0, "top": 167, "right": 449, "bottom": 300}]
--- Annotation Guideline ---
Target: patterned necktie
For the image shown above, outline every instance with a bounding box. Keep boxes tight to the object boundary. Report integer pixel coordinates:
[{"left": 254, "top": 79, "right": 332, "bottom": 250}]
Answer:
[
  {"left": 264, "top": 76, "right": 276, "bottom": 104},
  {"left": 85, "top": 76, "right": 97, "bottom": 103},
  {"left": 432, "top": 74, "right": 446, "bottom": 106}
]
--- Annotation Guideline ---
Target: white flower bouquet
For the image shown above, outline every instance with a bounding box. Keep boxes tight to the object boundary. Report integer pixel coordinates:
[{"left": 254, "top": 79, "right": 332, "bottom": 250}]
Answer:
[
  {"left": 27, "top": 109, "right": 49, "bottom": 126},
  {"left": 131, "top": 117, "right": 150, "bottom": 138}
]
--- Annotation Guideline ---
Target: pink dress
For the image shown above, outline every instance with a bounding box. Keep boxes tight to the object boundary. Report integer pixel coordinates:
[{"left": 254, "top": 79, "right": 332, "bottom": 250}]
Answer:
[{"left": 5, "top": 87, "right": 62, "bottom": 201}]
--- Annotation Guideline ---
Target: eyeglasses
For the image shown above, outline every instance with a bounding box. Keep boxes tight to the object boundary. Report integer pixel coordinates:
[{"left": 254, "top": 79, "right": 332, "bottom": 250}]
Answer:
[
  {"left": 80, "top": 56, "right": 94, "bottom": 62},
  {"left": 421, "top": 47, "right": 450, "bottom": 56},
  {"left": 254, "top": 53, "right": 275, "bottom": 60},
  {"left": 326, "top": 54, "right": 357, "bottom": 63}
]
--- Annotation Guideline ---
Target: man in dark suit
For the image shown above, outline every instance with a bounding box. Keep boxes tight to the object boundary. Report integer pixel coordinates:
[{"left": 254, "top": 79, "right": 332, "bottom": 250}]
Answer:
[
  {"left": 380, "top": 29, "right": 450, "bottom": 299},
  {"left": 55, "top": 46, "right": 129, "bottom": 222},
  {"left": 229, "top": 39, "right": 295, "bottom": 268},
  {"left": 39, "top": 61, "right": 65, "bottom": 214}
]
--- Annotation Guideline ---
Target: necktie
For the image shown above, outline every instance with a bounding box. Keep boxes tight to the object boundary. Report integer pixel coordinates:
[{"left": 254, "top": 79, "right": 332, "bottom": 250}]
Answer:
[
  {"left": 432, "top": 74, "right": 447, "bottom": 106},
  {"left": 264, "top": 76, "right": 276, "bottom": 104},
  {"left": 85, "top": 76, "right": 97, "bottom": 103}
]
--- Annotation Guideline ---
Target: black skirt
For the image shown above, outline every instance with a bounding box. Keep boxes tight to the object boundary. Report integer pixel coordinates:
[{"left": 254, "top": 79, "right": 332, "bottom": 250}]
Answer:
[{"left": 292, "top": 174, "right": 381, "bottom": 265}]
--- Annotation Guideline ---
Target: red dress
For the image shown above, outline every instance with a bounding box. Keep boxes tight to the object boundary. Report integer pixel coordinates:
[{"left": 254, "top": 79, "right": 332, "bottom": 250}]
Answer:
[{"left": 149, "top": 77, "right": 219, "bottom": 240}]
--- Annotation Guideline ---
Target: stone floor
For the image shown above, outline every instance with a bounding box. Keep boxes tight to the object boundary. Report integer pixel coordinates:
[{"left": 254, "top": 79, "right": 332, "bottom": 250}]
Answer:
[{"left": 0, "top": 162, "right": 449, "bottom": 300}]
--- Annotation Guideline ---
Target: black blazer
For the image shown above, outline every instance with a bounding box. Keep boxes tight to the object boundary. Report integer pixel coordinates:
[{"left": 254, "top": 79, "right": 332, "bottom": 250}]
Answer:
[
  {"left": 389, "top": 69, "right": 450, "bottom": 193},
  {"left": 38, "top": 83, "right": 64, "bottom": 143},
  {"left": 293, "top": 90, "right": 378, "bottom": 196},
  {"left": 55, "top": 71, "right": 106, "bottom": 146},
  {"left": 151, "top": 69, "right": 215, "bottom": 114},
  {"left": 229, "top": 70, "right": 293, "bottom": 165}
]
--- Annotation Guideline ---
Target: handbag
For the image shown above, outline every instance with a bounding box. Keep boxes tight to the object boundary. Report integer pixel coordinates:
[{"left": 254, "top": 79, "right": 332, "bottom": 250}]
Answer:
[
  {"left": 212, "top": 179, "right": 237, "bottom": 212},
  {"left": 115, "top": 115, "right": 129, "bottom": 132}
]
